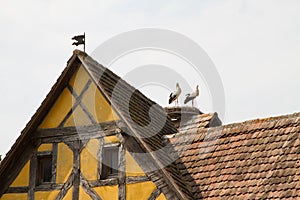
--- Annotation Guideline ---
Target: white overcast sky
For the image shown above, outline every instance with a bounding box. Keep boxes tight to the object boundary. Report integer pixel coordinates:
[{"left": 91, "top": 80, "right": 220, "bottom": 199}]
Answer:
[{"left": 1, "top": 0, "right": 300, "bottom": 156}]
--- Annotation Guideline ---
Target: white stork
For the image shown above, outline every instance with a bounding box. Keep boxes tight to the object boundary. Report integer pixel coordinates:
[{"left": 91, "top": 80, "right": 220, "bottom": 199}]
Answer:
[
  {"left": 184, "top": 85, "right": 199, "bottom": 107},
  {"left": 169, "top": 83, "right": 181, "bottom": 106}
]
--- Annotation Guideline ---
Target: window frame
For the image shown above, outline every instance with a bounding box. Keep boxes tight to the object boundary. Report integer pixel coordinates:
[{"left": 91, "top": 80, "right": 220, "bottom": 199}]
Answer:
[
  {"left": 100, "top": 144, "right": 119, "bottom": 180},
  {"left": 36, "top": 152, "right": 53, "bottom": 185}
]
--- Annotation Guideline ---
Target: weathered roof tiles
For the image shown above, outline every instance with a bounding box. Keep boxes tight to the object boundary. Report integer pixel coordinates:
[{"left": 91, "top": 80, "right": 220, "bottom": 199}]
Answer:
[{"left": 170, "top": 112, "right": 300, "bottom": 199}]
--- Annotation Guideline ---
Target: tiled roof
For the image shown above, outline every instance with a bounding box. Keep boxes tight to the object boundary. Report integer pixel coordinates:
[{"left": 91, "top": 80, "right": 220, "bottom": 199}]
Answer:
[{"left": 170, "top": 112, "right": 300, "bottom": 199}]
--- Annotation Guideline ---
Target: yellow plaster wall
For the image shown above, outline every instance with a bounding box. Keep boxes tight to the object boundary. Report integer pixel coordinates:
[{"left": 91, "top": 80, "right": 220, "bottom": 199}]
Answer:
[
  {"left": 125, "top": 151, "right": 145, "bottom": 176},
  {"left": 39, "top": 88, "right": 74, "bottom": 129},
  {"left": 9, "top": 160, "right": 30, "bottom": 187},
  {"left": 64, "top": 106, "right": 92, "bottom": 127},
  {"left": 104, "top": 135, "right": 119, "bottom": 144},
  {"left": 39, "top": 66, "right": 120, "bottom": 129},
  {"left": 56, "top": 143, "right": 73, "bottom": 183},
  {"left": 81, "top": 81, "right": 119, "bottom": 123},
  {"left": 38, "top": 143, "right": 52, "bottom": 152},
  {"left": 34, "top": 190, "right": 60, "bottom": 200},
  {"left": 62, "top": 187, "right": 72, "bottom": 200},
  {"left": 156, "top": 193, "right": 167, "bottom": 200},
  {"left": 79, "top": 186, "right": 92, "bottom": 200},
  {"left": 0, "top": 193, "right": 27, "bottom": 200},
  {"left": 80, "top": 139, "right": 99, "bottom": 180},
  {"left": 69, "top": 66, "right": 90, "bottom": 95},
  {"left": 126, "top": 181, "right": 156, "bottom": 200},
  {"left": 94, "top": 185, "right": 118, "bottom": 200}
]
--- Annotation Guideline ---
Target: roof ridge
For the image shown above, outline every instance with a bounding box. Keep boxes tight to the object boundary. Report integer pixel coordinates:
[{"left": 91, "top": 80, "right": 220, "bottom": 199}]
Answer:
[
  {"left": 222, "top": 111, "right": 300, "bottom": 128},
  {"left": 173, "top": 111, "right": 300, "bottom": 141}
]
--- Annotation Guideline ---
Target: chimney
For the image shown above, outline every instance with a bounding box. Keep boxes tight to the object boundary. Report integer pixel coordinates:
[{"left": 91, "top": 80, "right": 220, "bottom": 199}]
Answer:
[{"left": 165, "top": 106, "right": 203, "bottom": 129}]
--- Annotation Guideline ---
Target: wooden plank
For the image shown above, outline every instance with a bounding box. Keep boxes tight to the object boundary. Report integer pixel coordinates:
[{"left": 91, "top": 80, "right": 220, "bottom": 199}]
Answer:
[
  {"left": 72, "top": 141, "right": 80, "bottom": 200},
  {"left": 58, "top": 92, "right": 81, "bottom": 128},
  {"left": 40, "top": 135, "right": 106, "bottom": 144},
  {"left": 79, "top": 100, "right": 97, "bottom": 124},
  {"left": 103, "top": 142, "right": 120, "bottom": 148},
  {"left": 125, "top": 176, "right": 150, "bottom": 184},
  {"left": 147, "top": 188, "right": 161, "bottom": 200},
  {"left": 35, "top": 183, "right": 64, "bottom": 191},
  {"left": 6, "top": 187, "right": 29, "bottom": 193},
  {"left": 64, "top": 141, "right": 75, "bottom": 152},
  {"left": 89, "top": 178, "right": 118, "bottom": 187},
  {"left": 70, "top": 79, "right": 99, "bottom": 126},
  {"left": 52, "top": 143, "right": 58, "bottom": 183},
  {"left": 35, "top": 121, "right": 118, "bottom": 143},
  {"left": 28, "top": 150, "right": 37, "bottom": 200},
  {"left": 80, "top": 174, "right": 102, "bottom": 200},
  {"left": 58, "top": 80, "right": 92, "bottom": 128},
  {"left": 118, "top": 144, "right": 125, "bottom": 200},
  {"left": 79, "top": 139, "right": 89, "bottom": 153},
  {"left": 97, "top": 138, "right": 103, "bottom": 179},
  {"left": 37, "top": 151, "right": 52, "bottom": 157},
  {"left": 55, "top": 172, "right": 74, "bottom": 200}
]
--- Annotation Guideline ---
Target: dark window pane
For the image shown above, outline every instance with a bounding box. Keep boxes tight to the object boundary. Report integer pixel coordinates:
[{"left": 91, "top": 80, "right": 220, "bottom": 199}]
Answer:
[
  {"left": 101, "top": 147, "right": 119, "bottom": 179},
  {"left": 37, "top": 155, "right": 52, "bottom": 185},
  {"left": 42, "top": 158, "right": 52, "bottom": 182},
  {"left": 111, "top": 151, "right": 118, "bottom": 174}
]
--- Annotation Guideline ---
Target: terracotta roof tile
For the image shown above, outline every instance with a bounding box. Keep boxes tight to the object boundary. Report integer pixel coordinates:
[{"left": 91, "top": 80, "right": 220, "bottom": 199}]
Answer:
[{"left": 171, "top": 112, "right": 300, "bottom": 199}]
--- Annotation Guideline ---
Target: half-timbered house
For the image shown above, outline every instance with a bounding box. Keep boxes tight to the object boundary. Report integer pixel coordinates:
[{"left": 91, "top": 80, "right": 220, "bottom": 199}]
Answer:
[{"left": 1, "top": 50, "right": 300, "bottom": 199}]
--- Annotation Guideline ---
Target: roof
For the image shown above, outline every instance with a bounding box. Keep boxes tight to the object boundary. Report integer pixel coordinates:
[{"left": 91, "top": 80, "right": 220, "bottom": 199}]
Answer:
[{"left": 170, "top": 112, "right": 300, "bottom": 199}]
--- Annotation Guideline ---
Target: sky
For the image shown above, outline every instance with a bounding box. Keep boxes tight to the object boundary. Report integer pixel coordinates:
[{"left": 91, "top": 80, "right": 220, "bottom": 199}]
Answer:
[{"left": 1, "top": 0, "right": 300, "bottom": 156}]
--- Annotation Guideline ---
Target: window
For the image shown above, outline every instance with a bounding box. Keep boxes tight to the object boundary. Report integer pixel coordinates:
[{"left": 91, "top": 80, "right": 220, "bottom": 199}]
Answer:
[
  {"left": 101, "top": 146, "right": 119, "bottom": 179},
  {"left": 37, "top": 155, "right": 52, "bottom": 185}
]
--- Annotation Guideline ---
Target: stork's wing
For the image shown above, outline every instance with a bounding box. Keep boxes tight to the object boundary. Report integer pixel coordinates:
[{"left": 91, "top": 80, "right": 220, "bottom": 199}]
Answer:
[{"left": 184, "top": 95, "right": 194, "bottom": 104}]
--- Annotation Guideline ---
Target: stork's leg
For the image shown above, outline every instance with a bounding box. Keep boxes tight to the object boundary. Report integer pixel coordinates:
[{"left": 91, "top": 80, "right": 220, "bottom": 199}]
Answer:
[{"left": 192, "top": 99, "right": 194, "bottom": 107}]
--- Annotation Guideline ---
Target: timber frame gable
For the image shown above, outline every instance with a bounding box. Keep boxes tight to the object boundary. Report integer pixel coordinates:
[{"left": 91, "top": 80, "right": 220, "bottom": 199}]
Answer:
[{"left": 0, "top": 50, "right": 195, "bottom": 200}]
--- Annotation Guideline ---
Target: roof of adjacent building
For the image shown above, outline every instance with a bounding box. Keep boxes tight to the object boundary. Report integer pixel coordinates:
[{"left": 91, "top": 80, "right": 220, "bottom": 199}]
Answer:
[{"left": 170, "top": 112, "right": 300, "bottom": 199}]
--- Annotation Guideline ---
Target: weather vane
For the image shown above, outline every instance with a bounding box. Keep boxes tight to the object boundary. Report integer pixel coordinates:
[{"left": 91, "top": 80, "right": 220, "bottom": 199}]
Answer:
[{"left": 72, "top": 32, "right": 85, "bottom": 52}]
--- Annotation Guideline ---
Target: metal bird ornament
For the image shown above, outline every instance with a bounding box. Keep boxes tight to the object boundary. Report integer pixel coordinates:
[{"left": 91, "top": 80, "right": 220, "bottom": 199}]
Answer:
[
  {"left": 169, "top": 83, "right": 182, "bottom": 106},
  {"left": 184, "top": 85, "right": 199, "bottom": 107}
]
